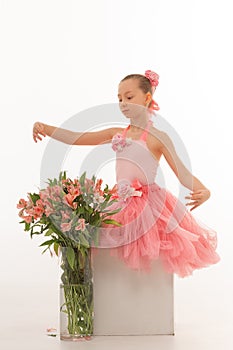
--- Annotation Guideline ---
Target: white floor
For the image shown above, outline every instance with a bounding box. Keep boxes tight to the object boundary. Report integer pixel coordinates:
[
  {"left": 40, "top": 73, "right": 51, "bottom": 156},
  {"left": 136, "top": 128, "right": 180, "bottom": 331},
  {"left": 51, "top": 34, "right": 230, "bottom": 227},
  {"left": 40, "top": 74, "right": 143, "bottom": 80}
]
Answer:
[
  {"left": 1, "top": 263, "right": 232, "bottom": 350},
  {"left": 0, "top": 319, "right": 231, "bottom": 350}
]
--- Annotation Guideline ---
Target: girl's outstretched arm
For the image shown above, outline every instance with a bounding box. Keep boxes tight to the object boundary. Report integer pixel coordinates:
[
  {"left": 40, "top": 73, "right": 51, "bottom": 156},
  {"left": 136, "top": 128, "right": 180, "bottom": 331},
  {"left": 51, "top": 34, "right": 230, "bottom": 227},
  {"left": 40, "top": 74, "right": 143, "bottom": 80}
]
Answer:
[
  {"left": 33, "top": 122, "right": 123, "bottom": 146},
  {"left": 160, "top": 131, "right": 210, "bottom": 211}
]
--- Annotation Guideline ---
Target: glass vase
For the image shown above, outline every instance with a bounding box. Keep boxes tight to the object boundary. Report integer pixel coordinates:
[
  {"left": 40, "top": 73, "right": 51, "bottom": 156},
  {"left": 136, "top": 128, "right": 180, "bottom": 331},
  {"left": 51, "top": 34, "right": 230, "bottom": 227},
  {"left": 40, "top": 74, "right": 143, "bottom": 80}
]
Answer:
[{"left": 59, "top": 247, "right": 94, "bottom": 341}]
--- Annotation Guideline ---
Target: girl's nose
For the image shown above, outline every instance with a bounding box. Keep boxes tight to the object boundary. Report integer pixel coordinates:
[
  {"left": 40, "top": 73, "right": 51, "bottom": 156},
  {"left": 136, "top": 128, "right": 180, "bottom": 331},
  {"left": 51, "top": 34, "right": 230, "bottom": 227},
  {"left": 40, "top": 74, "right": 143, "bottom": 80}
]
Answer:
[{"left": 120, "top": 100, "right": 127, "bottom": 107}]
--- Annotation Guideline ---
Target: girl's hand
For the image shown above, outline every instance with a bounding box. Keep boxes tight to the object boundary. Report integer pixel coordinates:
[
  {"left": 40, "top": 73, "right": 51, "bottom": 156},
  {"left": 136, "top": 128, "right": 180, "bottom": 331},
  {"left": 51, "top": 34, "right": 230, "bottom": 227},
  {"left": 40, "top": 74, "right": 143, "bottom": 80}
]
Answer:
[
  {"left": 33, "top": 122, "right": 46, "bottom": 143},
  {"left": 185, "top": 189, "right": 211, "bottom": 211}
]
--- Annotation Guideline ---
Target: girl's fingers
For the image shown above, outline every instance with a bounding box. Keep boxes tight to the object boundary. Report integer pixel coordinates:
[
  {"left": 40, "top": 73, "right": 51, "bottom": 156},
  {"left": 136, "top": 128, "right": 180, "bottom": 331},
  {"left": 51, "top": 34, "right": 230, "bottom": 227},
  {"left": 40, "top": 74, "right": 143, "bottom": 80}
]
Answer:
[
  {"left": 190, "top": 190, "right": 203, "bottom": 194},
  {"left": 185, "top": 189, "right": 209, "bottom": 210},
  {"left": 38, "top": 130, "right": 46, "bottom": 136},
  {"left": 185, "top": 195, "right": 202, "bottom": 201},
  {"left": 186, "top": 200, "right": 200, "bottom": 211},
  {"left": 33, "top": 130, "right": 46, "bottom": 142},
  {"left": 186, "top": 200, "right": 199, "bottom": 207},
  {"left": 185, "top": 195, "right": 197, "bottom": 199},
  {"left": 33, "top": 123, "right": 46, "bottom": 137},
  {"left": 190, "top": 204, "right": 199, "bottom": 211}
]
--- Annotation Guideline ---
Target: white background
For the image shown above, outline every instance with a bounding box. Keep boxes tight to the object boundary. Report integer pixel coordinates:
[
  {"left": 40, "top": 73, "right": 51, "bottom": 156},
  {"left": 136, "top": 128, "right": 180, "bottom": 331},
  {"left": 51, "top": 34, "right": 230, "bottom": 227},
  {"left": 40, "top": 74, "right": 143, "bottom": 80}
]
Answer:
[{"left": 0, "top": 0, "right": 232, "bottom": 349}]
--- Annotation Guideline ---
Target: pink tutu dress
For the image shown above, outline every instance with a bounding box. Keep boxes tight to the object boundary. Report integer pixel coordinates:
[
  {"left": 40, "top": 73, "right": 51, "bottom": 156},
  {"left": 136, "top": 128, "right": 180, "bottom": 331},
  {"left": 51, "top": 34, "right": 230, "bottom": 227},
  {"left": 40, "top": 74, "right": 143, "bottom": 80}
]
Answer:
[{"left": 95, "top": 119, "right": 220, "bottom": 278}]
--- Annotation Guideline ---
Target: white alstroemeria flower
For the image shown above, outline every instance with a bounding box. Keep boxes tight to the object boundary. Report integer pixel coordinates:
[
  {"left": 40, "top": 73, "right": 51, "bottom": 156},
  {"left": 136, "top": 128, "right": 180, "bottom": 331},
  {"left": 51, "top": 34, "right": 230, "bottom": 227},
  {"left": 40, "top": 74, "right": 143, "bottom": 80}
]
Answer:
[{"left": 93, "top": 193, "right": 105, "bottom": 204}]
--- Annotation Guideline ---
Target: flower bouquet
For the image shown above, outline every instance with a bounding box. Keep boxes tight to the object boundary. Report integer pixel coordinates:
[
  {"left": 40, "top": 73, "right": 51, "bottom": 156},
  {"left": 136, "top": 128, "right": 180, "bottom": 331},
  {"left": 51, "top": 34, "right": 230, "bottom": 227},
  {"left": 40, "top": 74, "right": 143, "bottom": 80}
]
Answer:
[{"left": 17, "top": 171, "right": 121, "bottom": 340}]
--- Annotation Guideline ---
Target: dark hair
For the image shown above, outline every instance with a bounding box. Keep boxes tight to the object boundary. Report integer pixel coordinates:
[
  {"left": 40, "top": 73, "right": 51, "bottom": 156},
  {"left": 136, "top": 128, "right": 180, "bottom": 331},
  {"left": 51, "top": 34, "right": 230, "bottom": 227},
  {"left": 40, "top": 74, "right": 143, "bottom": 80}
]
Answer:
[{"left": 120, "top": 74, "right": 154, "bottom": 108}]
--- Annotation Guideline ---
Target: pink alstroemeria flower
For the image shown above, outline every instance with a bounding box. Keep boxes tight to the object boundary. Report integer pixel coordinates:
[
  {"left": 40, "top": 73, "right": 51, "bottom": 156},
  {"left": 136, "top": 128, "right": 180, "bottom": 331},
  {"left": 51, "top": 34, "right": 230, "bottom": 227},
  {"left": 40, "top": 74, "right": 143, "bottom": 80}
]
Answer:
[
  {"left": 45, "top": 206, "right": 55, "bottom": 217},
  {"left": 63, "top": 193, "right": 78, "bottom": 209},
  {"left": 75, "top": 218, "right": 86, "bottom": 232},
  {"left": 61, "top": 222, "right": 72, "bottom": 232},
  {"left": 39, "top": 189, "right": 49, "bottom": 201},
  {"left": 22, "top": 215, "right": 33, "bottom": 224},
  {"left": 84, "top": 178, "right": 95, "bottom": 191},
  {"left": 61, "top": 210, "right": 71, "bottom": 220},
  {"left": 94, "top": 178, "right": 103, "bottom": 194},
  {"left": 36, "top": 199, "right": 44, "bottom": 207},
  {"left": 62, "top": 178, "right": 81, "bottom": 197},
  {"left": 33, "top": 206, "right": 44, "bottom": 219},
  {"left": 17, "top": 198, "right": 27, "bottom": 209}
]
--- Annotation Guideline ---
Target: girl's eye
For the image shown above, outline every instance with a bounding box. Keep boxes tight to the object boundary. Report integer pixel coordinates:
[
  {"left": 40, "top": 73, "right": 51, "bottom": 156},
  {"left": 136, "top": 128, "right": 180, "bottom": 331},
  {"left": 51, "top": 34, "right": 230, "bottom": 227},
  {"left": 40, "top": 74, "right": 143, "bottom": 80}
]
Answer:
[{"left": 118, "top": 97, "right": 133, "bottom": 102}]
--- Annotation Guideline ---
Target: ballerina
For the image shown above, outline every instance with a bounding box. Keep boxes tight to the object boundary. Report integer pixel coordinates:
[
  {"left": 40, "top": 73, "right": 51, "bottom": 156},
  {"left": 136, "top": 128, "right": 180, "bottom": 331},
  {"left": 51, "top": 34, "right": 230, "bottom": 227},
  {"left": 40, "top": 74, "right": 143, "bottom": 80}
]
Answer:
[{"left": 32, "top": 69, "right": 220, "bottom": 277}]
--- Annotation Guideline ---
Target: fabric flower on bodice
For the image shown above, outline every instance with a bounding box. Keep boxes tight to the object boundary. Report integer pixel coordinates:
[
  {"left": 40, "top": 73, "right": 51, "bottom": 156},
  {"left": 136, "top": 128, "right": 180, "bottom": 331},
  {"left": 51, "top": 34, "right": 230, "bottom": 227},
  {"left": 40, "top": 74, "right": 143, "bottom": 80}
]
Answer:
[
  {"left": 112, "top": 133, "right": 132, "bottom": 152},
  {"left": 111, "top": 179, "right": 143, "bottom": 202}
]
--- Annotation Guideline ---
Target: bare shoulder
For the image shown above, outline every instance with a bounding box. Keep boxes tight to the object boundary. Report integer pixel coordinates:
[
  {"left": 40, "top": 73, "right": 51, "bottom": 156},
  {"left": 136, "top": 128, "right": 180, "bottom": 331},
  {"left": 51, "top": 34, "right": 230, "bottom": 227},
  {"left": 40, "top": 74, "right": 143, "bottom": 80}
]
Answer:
[
  {"left": 110, "top": 127, "right": 125, "bottom": 137},
  {"left": 146, "top": 125, "right": 166, "bottom": 160},
  {"left": 148, "top": 125, "right": 166, "bottom": 147},
  {"left": 148, "top": 126, "right": 173, "bottom": 147},
  {"left": 147, "top": 126, "right": 178, "bottom": 161},
  {"left": 107, "top": 127, "right": 125, "bottom": 141}
]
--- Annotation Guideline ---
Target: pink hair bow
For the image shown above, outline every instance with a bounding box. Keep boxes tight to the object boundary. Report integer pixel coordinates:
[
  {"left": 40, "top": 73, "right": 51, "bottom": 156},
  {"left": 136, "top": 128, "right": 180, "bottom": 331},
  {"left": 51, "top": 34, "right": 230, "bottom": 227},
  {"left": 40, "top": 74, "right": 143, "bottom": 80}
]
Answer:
[
  {"left": 145, "top": 70, "right": 159, "bottom": 88},
  {"left": 150, "top": 99, "right": 160, "bottom": 111},
  {"left": 145, "top": 70, "right": 160, "bottom": 111}
]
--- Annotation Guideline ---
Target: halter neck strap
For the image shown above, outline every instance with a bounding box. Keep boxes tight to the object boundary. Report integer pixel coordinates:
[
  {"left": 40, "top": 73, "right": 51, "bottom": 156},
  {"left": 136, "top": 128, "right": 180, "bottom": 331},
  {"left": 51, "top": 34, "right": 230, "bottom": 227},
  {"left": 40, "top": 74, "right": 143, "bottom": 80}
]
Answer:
[{"left": 123, "top": 119, "right": 152, "bottom": 140}]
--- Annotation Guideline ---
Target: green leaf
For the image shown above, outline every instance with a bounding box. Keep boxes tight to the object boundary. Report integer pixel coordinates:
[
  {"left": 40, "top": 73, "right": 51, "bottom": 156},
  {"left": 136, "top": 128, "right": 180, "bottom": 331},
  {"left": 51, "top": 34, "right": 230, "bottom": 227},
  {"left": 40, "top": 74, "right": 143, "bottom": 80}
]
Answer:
[
  {"left": 30, "top": 230, "right": 43, "bottom": 238},
  {"left": 25, "top": 222, "right": 31, "bottom": 231},
  {"left": 103, "top": 219, "right": 122, "bottom": 227},
  {"left": 79, "top": 171, "right": 86, "bottom": 186},
  {"left": 45, "top": 228, "right": 54, "bottom": 236},
  {"left": 101, "top": 208, "right": 122, "bottom": 215},
  {"left": 59, "top": 171, "right": 67, "bottom": 182},
  {"left": 103, "top": 184, "right": 109, "bottom": 191},
  {"left": 66, "top": 246, "right": 75, "bottom": 270},
  {"left": 92, "top": 229, "right": 99, "bottom": 247},
  {"left": 104, "top": 198, "right": 119, "bottom": 207},
  {"left": 29, "top": 193, "right": 40, "bottom": 205},
  {"left": 53, "top": 242, "right": 60, "bottom": 256},
  {"left": 39, "top": 239, "right": 55, "bottom": 247},
  {"left": 79, "top": 234, "right": 90, "bottom": 248},
  {"left": 41, "top": 246, "right": 50, "bottom": 254}
]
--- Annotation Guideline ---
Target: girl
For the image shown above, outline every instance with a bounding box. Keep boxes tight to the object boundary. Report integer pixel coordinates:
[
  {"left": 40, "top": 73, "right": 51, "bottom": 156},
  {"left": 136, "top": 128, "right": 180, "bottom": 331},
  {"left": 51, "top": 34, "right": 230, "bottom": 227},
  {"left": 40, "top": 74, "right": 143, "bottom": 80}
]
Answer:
[{"left": 33, "top": 70, "right": 220, "bottom": 277}]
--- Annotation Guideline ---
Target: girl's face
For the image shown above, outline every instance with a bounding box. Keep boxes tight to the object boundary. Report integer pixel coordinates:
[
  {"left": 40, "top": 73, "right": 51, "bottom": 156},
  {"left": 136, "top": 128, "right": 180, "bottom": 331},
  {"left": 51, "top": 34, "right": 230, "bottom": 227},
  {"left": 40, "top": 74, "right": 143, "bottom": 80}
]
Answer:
[{"left": 118, "top": 79, "right": 151, "bottom": 119}]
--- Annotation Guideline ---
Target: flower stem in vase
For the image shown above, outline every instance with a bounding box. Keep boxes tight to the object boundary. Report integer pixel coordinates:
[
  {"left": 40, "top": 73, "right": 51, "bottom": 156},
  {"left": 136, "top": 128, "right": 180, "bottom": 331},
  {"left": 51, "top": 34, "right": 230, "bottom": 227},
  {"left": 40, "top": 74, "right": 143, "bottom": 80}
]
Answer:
[{"left": 60, "top": 247, "right": 94, "bottom": 340}]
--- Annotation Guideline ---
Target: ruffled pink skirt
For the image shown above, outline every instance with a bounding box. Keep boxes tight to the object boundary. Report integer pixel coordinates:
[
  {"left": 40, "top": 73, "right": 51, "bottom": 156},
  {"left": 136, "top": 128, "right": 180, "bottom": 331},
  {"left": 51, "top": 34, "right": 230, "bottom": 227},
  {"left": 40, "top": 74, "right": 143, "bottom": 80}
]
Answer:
[{"left": 92, "top": 182, "right": 220, "bottom": 278}]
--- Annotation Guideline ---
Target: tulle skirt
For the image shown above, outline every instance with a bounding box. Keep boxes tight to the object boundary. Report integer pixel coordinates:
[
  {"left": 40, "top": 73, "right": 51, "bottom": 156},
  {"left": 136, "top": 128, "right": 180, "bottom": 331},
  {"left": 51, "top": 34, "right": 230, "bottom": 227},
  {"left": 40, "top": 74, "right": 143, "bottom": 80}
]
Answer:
[{"left": 92, "top": 182, "right": 220, "bottom": 278}]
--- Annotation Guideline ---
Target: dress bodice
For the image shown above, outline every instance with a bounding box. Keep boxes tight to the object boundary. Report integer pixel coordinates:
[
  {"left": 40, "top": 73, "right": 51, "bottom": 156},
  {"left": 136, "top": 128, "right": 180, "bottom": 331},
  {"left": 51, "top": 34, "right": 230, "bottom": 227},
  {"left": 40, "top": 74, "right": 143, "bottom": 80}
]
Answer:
[{"left": 111, "top": 119, "right": 159, "bottom": 185}]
